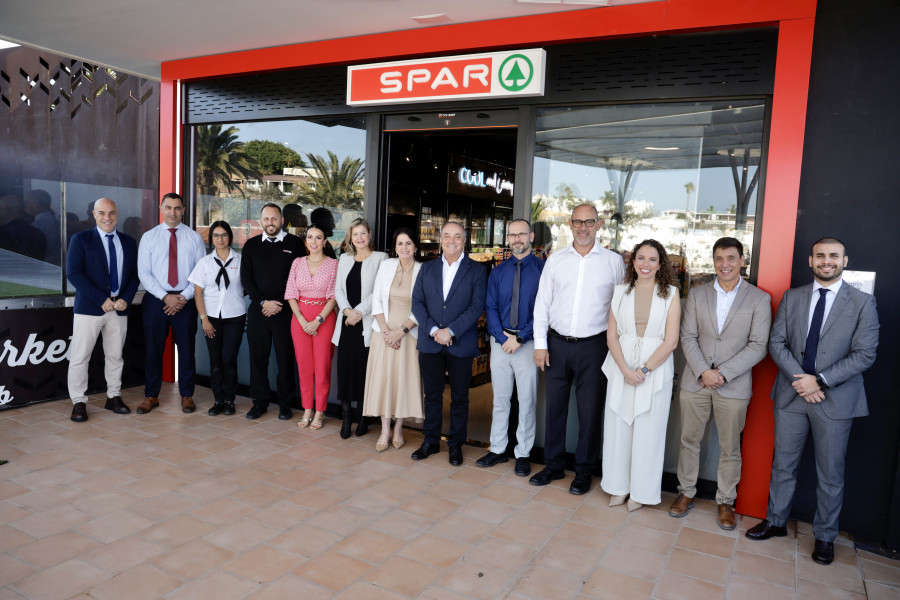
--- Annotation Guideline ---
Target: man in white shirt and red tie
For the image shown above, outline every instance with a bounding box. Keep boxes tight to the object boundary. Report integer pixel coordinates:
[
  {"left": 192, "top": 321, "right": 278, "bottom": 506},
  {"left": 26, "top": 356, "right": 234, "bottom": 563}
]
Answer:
[
  {"left": 531, "top": 203, "right": 625, "bottom": 495},
  {"left": 136, "top": 193, "right": 205, "bottom": 414}
]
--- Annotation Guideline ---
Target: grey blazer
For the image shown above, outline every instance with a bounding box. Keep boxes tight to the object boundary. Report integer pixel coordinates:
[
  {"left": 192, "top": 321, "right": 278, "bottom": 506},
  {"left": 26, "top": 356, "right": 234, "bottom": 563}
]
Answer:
[
  {"left": 680, "top": 280, "right": 772, "bottom": 399},
  {"left": 769, "top": 282, "right": 879, "bottom": 419},
  {"left": 331, "top": 251, "right": 387, "bottom": 347}
]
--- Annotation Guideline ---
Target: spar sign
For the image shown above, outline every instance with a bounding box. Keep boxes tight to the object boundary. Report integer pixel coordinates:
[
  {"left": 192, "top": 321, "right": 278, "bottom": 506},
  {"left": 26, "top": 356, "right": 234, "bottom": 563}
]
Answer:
[{"left": 347, "top": 49, "right": 546, "bottom": 106}]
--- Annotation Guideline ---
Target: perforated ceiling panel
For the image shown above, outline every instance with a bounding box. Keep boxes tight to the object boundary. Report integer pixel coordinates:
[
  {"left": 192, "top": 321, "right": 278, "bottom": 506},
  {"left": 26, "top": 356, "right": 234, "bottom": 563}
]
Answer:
[{"left": 184, "top": 29, "right": 776, "bottom": 124}]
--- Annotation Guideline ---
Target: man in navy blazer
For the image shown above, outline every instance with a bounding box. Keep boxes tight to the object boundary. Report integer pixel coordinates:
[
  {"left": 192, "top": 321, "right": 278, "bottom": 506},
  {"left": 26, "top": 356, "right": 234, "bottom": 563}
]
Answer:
[
  {"left": 746, "top": 237, "right": 879, "bottom": 566},
  {"left": 411, "top": 221, "right": 487, "bottom": 465},
  {"left": 66, "top": 198, "right": 139, "bottom": 422}
]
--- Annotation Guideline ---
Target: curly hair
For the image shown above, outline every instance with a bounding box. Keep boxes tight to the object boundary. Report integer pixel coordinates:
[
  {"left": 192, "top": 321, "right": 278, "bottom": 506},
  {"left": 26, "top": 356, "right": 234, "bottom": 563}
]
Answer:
[{"left": 624, "top": 239, "right": 676, "bottom": 299}]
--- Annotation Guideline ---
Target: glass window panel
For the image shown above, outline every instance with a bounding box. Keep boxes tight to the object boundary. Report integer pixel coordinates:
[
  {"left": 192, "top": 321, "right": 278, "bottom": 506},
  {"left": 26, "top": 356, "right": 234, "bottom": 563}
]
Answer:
[
  {"left": 531, "top": 101, "right": 765, "bottom": 292},
  {"left": 192, "top": 117, "right": 367, "bottom": 255}
]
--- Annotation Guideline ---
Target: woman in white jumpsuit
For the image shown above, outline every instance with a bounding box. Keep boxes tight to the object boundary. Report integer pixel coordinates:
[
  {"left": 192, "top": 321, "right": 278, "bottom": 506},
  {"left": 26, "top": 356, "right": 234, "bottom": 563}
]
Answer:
[{"left": 601, "top": 239, "right": 681, "bottom": 511}]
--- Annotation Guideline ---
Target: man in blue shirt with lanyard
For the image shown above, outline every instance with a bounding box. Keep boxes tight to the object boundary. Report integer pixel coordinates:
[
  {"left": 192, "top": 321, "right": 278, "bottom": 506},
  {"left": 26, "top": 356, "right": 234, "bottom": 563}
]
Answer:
[{"left": 477, "top": 219, "right": 544, "bottom": 476}]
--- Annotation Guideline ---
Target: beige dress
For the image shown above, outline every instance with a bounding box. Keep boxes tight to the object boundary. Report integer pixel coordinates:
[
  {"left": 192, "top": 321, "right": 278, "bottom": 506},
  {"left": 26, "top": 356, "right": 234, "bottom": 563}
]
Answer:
[{"left": 362, "top": 263, "right": 424, "bottom": 419}]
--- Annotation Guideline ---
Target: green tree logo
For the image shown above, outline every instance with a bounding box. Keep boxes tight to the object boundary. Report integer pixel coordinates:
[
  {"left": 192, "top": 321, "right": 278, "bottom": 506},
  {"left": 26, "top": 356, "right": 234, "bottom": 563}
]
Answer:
[{"left": 498, "top": 54, "right": 534, "bottom": 92}]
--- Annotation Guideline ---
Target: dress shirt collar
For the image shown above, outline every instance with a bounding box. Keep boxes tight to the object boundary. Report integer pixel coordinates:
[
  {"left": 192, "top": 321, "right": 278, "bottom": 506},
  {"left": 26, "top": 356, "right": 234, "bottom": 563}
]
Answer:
[
  {"left": 96, "top": 227, "right": 117, "bottom": 240},
  {"left": 564, "top": 240, "right": 603, "bottom": 257},
  {"left": 713, "top": 277, "right": 741, "bottom": 296},
  {"left": 264, "top": 230, "right": 287, "bottom": 243},
  {"left": 441, "top": 253, "right": 466, "bottom": 269},
  {"left": 211, "top": 248, "right": 236, "bottom": 262},
  {"left": 813, "top": 278, "right": 842, "bottom": 295}
]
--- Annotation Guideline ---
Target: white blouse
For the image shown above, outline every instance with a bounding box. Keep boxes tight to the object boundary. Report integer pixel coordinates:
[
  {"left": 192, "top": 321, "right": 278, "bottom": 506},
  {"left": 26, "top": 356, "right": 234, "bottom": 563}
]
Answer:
[{"left": 187, "top": 249, "right": 246, "bottom": 319}]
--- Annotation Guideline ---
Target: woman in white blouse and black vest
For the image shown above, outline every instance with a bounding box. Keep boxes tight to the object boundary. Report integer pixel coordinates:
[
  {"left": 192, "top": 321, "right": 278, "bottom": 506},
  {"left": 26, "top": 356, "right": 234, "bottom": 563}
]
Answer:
[{"left": 188, "top": 221, "right": 246, "bottom": 416}]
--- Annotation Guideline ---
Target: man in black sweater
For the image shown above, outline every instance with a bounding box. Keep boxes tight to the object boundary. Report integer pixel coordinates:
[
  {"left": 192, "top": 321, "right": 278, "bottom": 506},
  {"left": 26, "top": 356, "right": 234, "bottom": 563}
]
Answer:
[{"left": 241, "top": 203, "right": 306, "bottom": 420}]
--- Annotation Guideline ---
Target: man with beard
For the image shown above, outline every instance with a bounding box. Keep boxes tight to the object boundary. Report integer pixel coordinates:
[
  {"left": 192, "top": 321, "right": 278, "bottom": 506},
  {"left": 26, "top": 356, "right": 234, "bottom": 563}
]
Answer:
[
  {"left": 241, "top": 203, "right": 306, "bottom": 420},
  {"left": 746, "top": 237, "right": 879, "bottom": 566},
  {"left": 531, "top": 203, "right": 625, "bottom": 495},
  {"left": 476, "top": 219, "right": 544, "bottom": 476}
]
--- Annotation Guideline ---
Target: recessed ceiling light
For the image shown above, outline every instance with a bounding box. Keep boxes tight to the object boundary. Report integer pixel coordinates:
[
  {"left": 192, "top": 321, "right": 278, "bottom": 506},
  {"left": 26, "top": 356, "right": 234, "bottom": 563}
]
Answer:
[
  {"left": 644, "top": 147, "right": 679, "bottom": 151},
  {"left": 411, "top": 14, "right": 452, "bottom": 25}
]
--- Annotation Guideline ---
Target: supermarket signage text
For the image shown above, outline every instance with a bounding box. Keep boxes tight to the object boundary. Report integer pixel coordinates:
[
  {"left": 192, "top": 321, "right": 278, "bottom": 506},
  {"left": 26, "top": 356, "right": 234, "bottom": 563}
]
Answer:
[{"left": 346, "top": 49, "right": 546, "bottom": 106}]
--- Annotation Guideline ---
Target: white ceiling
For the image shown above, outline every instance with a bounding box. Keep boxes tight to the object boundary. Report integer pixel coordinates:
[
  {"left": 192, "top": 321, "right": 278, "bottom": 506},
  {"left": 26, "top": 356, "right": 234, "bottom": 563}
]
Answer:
[{"left": 0, "top": 0, "right": 657, "bottom": 80}]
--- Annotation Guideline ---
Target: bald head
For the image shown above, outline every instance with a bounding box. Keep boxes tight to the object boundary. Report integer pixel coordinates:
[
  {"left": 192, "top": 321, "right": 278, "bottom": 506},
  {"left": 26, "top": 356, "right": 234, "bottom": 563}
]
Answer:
[{"left": 93, "top": 198, "right": 119, "bottom": 233}]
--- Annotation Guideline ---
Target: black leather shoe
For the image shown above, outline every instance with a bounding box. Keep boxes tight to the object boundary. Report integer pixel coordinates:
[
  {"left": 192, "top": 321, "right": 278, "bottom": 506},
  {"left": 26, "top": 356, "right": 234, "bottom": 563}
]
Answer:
[
  {"left": 340, "top": 411, "right": 352, "bottom": 439},
  {"left": 745, "top": 519, "right": 788, "bottom": 540},
  {"left": 278, "top": 408, "right": 293, "bottom": 420},
  {"left": 208, "top": 402, "right": 224, "bottom": 416},
  {"left": 104, "top": 396, "right": 130, "bottom": 414},
  {"left": 246, "top": 406, "right": 267, "bottom": 420},
  {"left": 515, "top": 457, "right": 531, "bottom": 477},
  {"left": 411, "top": 443, "right": 440, "bottom": 461},
  {"left": 448, "top": 446, "right": 463, "bottom": 466},
  {"left": 222, "top": 401, "right": 235, "bottom": 415},
  {"left": 529, "top": 467, "right": 565, "bottom": 486},
  {"left": 356, "top": 416, "right": 369, "bottom": 437},
  {"left": 70, "top": 403, "right": 88, "bottom": 422},
  {"left": 569, "top": 471, "right": 592, "bottom": 495},
  {"left": 812, "top": 539, "right": 834, "bottom": 565},
  {"left": 476, "top": 452, "right": 508, "bottom": 468}
]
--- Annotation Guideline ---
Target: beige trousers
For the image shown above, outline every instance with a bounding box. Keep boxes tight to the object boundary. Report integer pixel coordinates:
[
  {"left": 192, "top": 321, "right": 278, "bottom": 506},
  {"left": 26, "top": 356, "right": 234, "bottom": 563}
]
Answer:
[
  {"left": 676, "top": 387, "right": 748, "bottom": 505},
  {"left": 67, "top": 312, "right": 128, "bottom": 404}
]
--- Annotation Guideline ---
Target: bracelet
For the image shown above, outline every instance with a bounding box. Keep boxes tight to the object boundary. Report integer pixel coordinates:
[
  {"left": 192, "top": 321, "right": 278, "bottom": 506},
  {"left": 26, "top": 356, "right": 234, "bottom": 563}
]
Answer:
[{"left": 316, "top": 315, "right": 325, "bottom": 324}]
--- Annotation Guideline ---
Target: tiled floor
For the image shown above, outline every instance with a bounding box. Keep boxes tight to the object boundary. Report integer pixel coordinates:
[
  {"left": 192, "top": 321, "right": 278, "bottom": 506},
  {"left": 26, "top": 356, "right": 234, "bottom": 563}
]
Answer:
[{"left": 2, "top": 383, "right": 899, "bottom": 600}]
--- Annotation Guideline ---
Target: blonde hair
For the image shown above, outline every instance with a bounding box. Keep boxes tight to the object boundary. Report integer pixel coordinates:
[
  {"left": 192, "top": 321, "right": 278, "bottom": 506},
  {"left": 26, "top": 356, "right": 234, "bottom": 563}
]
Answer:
[{"left": 342, "top": 218, "right": 373, "bottom": 255}]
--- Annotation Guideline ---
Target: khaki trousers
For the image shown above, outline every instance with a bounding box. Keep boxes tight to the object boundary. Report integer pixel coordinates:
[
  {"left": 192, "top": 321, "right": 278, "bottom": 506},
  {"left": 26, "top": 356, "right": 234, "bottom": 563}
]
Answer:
[
  {"left": 676, "top": 387, "right": 748, "bottom": 505},
  {"left": 67, "top": 312, "right": 128, "bottom": 404}
]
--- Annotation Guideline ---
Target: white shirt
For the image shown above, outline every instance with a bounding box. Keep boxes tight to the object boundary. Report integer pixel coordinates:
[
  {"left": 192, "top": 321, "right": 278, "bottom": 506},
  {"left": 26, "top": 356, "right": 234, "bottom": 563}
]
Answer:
[
  {"left": 713, "top": 277, "right": 742, "bottom": 334},
  {"left": 264, "top": 230, "right": 287, "bottom": 243},
  {"left": 533, "top": 242, "right": 625, "bottom": 350},
  {"left": 808, "top": 278, "right": 842, "bottom": 336},
  {"left": 137, "top": 222, "right": 206, "bottom": 301},
  {"left": 187, "top": 249, "right": 246, "bottom": 319},
  {"left": 442, "top": 253, "right": 464, "bottom": 300},
  {"left": 97, "top": 227, "right": 124, "bottom": 295}
]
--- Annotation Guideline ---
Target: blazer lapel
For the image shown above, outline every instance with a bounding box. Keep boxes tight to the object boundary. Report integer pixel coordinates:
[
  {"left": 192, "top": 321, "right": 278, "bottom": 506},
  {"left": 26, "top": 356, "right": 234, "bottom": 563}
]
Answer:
[
  {"left": 704, "top": 284, "right": 718, "bottom": 333},
  {"left": 798, "top": 284, "right": 814, "bottom": 346},
  {"left": 720, "top": 281, "right": 750, "bottom": 334},
  {"left": 820, "top": 283, "right": 850, "bottom": 338}
]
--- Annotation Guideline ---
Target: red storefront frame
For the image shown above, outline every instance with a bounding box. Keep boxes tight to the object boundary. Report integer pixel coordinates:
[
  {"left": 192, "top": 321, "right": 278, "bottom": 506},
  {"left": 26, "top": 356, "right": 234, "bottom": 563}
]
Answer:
[{"left": 159, "top": 0, "right": 817, "bottom": 519}]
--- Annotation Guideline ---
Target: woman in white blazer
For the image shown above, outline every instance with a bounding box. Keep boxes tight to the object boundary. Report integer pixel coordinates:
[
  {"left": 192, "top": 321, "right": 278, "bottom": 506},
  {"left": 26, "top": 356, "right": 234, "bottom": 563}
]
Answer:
[
  {"left": 363, "top": 228, "right": 423, "bottom": 452},
  {"left": 331, "top": 218, "right": 386, "bottom": 439}
]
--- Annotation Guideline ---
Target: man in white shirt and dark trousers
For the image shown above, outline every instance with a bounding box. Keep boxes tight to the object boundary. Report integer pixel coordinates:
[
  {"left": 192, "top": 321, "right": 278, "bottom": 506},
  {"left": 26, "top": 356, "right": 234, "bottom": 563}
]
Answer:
[
  {"left": 531, "top": 204, "right": 625, "bottom": 494},
  {"left": 136, "top": 193, "right": 206, "bottom": 414}
]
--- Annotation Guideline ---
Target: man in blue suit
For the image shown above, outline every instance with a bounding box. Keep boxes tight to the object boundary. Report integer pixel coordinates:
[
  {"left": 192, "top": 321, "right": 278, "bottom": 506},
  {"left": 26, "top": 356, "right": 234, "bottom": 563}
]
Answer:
[
  {"left": 66, "top": 198, "right": 139, "bottom": 422},
  {"left": 746, "top": 237, "right": 879, "bottom": 566},
  {"left": 411, "top": 221, "right": 487, "bottom": 466}
]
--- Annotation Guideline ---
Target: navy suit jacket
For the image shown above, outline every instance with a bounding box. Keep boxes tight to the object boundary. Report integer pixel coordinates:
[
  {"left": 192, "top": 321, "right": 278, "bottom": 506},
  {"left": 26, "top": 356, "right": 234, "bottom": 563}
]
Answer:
[
  {"left": 66, "top": 228, "right": 139, "bottom": 316},
  {"left": 412, "top": 255, "right": 487, "bottom": 358}
]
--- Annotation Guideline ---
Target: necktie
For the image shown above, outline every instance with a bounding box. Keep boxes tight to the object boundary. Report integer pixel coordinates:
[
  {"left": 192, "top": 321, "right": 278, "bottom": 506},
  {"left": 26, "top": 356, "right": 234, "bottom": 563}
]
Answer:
[
  {"left": 106, "top": 233, "right": 118, "bottom": 295},
  {"left": 802, "top": 288, "right": 828, "bottom": 374},
  {"left": 168, "top": 228, "right": 178, "bottom": 288},
  {"left": 214, "top": 257, "right": 232, "bottom": 288},
  {"left": 268, "top": 237, "right": 277, "bottom": 243},
  {"left": 509, "top": 260, "right": 522, "bottom": 329}
]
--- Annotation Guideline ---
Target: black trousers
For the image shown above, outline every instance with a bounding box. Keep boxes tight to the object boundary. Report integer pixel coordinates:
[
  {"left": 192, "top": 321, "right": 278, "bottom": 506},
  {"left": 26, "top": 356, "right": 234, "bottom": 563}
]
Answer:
[
  {"left": 247, "top": 308, "right": 296, "bottom": 411},
  {"left": 419, "top": 348, "right": 474, "bottom": 448},
  {"left": 143, "top": 294, "right": 196, "bottom": 398},
  {"left": 543, "top": 332, "right": 609, "bottom": 473},
  {"left": 205, "top": 314, "right": 246, "bottom": 403}
]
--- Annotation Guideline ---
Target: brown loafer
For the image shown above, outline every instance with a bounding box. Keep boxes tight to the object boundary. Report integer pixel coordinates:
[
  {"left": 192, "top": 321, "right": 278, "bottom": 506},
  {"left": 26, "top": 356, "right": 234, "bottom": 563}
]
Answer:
[
  {"left": 181, "top": 397, "right": 195, "bottom": 413},
  {"left": 717, "top": 503, "right": 736, "bottom": 530},
  {"left": 669, "top": 493, "right": 694, "bottom": 517},
  {"left": 136, "top": 397, "right": 159, "bottom": 414}
]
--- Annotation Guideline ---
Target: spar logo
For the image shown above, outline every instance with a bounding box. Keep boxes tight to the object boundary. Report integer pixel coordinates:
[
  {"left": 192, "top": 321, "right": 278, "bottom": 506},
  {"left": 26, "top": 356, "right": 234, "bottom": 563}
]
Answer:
[{"left": 498, "top": 54, "right": 534, "bottom": 92}]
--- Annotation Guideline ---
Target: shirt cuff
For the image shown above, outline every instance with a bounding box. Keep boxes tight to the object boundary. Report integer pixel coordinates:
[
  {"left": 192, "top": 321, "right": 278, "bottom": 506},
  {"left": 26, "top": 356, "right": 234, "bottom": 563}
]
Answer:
[
  {"left": 534, "top": 336, "right": 548, "bottom": 350},
  {"left": 430, "top": 326, "right": 438, "bottom": 336}
]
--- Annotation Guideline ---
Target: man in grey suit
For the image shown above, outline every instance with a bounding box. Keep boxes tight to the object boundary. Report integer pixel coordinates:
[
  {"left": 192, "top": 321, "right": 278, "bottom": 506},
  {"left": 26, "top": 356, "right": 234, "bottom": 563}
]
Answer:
[
  {"left": 746, "top": 237, "right": 879, "bottom": 566},
  {"left": 669, "top": 237, "right": 771, "bottom": 530}
]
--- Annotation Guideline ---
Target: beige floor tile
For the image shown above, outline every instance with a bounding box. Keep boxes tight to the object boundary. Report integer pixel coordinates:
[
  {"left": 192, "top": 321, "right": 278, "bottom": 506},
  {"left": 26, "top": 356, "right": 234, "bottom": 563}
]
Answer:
[
  {"left": 10, "top": 559, "right": 107, "bottom": 600},
  {"left": 581, "top": 566, "right": 655, "bottom": 599},
  {"left": 87, "top": 563, "right": 183, "bottom": 600},
  {"left": 223, "top": 544, "right": 303, "bottom": 582},
  {"left": 141, "top": 513, "right": 217, "bottom": 547},
  {"left": 333, "top": 580, "right": 408, "bottom": 600},
  {"left": 516, "top": 498, "right": 574, "bottom": 527},
  {"left": 553, "top": 520, "right": 617, "bottom": 552},
  {"left": 865, "top": 581, "right": 900, "bottom": 599},
  {"left": 398, "top": 462, "right": 455, "bottom": 483},
  {"left": 7, "top": 484, "right": 82, "bottom": 512},
  {"left": 478, "top": 481, "right": 535, "bottom": 506},
  {"left": 333, "top": 527, "right": 408, "bottom": 564},
  {"left": 515, "top": 564, "right": 584, "bottom": 599},
  {"left": 665, "top": 547, "right": 730, "bottom": 585},
  {"left": 492, "top": 516, "right": 557, "bottom": 548},
  {"left": 153, "top": 539, "right": 236, "bottom": 579},
  {"left": 437, "top": 559, "right": 515, "bottom": 600},
  {"left": 293, "top": 549, "right": 372, "bottom": 591},
  {"left": 464, "top": 535, "right": 537, "bottom": 573},
  {"left": 12, "top": 529, "right": 103, "bottom": 569},
  {"left": 448, "top": 465, "right": 503, "bottom": 487},
  {"left": 269, "top": 524, "right": 343, "bottom": 557},
  {"left": 189, "top": 496, "right": 256, "bottom": 525},
  {"left": 365, "top": 554, "right": 443, "bottom": 596},
  {"left": 247, "top": 499, "right": 315, "bottom": 529},
  {"left": 798, "top": 577, "right": 868, "bottom": 599},
  {"left": 83, "top": 533, "right": 168, "bottom": 574},
  {"left": 119, "top": 472, "right": 184, "bottom": 498},
  {"left": 430, "top": 512, "right": 494, "bottom": 544},
  {"left": 397, "top": 532, "right": 472, "bottom": 569},
  {"left": 456, "top": 495, "right": 516, "bottom": 524},
  {"left": 797, "top": 534, "right": 858, "bottom": 567},
  {"left": 654, "top": 570, "right": 725, "bottom": 600},
  {"left": 76, "top": 508, "right": 155, "bottom": 543},
  {"left": 0, "top": 553, "right": 37, "bottom": 586},
  {"left": 399, "top": 493, "right": 461, "bottom": 520},
  {"left": 862, "top": 558, "right": 900, "bottom": 586},
  {"left": 534, "top": 539, "right": 603, "bottom": 578},
  {"left": 730, "top": 549, "right": 796, "bottom": 588},
  {"left": 308, "top": 504, "right": 378, "bottom": 537},
  {"left": 798, "top": 553, "right": 865, "bottom": 593},
  {"left": 533, "top": 483, "right": 589, "bottom": 509},
  {"left": 9, "top": 505, "right": 89, "bottom": 539},
  {"left": 675, "top": 526, "right": 737, "bottom": 559},
  {"left": 0, "top": 524, "right": 36, "bottom": 553},
  {"left": 572, "top": 502, "right": 629, "bottom": 532},
  {"left": 166, "top": 568, "right": 260, "bottom": 600},
  {"left": 203, "top": 518, "right": 278, "bottom": 553},
  {"left": 368, "top": 509, "right": 436, "bottom": 541},
  {"left": 245, "top": 575, "right": 334, "bottom": 600},
  {"left": 0, "top": 480, "right": 29, "bottom": 501},
  {"left": 734, "top": 529, "right": 797, "bottom": 562},
  {"left": 599, "top": 542, "right": 666, "bottom": 581},
  {"left": 428, "top": 478, "right": 484, "bottom": 504},
  {"left": 726, "top": 574, "right": 794, "bottom": 600},
  {"left": 616, "top": 523, "right": 677, "bottom": 555},
  {"left": 0, "top": 500, "right": 30, "bottom": 525},
  {"left": 626, "top": 505, "right": 684, "bottom": 533}
]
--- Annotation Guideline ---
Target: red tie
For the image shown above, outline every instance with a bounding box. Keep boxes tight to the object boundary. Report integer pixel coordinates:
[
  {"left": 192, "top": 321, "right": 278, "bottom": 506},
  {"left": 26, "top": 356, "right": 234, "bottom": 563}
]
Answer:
[{"left": 168, "top": 228, "right": 178, "bottom": 288}]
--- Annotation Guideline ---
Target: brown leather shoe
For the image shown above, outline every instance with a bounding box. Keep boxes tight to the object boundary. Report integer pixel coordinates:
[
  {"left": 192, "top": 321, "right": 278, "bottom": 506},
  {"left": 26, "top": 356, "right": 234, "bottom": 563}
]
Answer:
[
  {"left": 181, "top": 397, "right": 195, "bottom": 413},
  {"left": 717, "top": 503, "right": 736, "bottom": 530},
  {"left": 669, "top": 493, "right": 694, "bottom": 517},
  {"left": 136, "top": 397, "right": 159, "bottom": 414}
]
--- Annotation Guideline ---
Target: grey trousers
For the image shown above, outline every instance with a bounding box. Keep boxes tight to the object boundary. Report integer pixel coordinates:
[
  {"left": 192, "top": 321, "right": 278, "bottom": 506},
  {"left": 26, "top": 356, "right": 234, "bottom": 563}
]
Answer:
[
  {"left": 766, "top": 396, "right": 854, "bottom": 542},
  {"left": 488, "top": 339, "right": 537, "bottom": 459}
]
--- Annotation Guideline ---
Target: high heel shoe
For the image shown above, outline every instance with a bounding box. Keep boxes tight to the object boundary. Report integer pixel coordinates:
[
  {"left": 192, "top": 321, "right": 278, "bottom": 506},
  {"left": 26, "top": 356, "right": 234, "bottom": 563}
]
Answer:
[
  {"left": 296, "top": 409, "right": 313, "bottom": 429},
  {"left": 627, "top": 499, "right": 643, "bottom": 512},
  {"left": 609, "top": 494, "right": 627, "bottom": 507},
  {"left": 310, "top": 412, "right": 325, "bottom": 430},
  {"left": 375, "top": 438, "right": 390, "bottom": 452},
  {"left": 392, "top": 437, "right": 405, "bottom": 450},
  {"left": 340, "top": 411, "right": 352, "bottom": 439}
]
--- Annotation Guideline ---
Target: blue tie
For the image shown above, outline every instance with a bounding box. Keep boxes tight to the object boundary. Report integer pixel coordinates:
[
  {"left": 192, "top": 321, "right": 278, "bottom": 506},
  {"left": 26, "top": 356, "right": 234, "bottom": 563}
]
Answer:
[
  {"left": 802, "top": 288, "right": 828, "bottom": 374},
  {"left": 106, "top": 233, "right": 119, "bottom": 296}
]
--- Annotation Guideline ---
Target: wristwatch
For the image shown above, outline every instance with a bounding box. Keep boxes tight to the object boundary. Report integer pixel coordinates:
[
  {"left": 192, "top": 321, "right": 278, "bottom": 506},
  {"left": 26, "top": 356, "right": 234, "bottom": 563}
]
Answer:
[
  {"left": 199, "top": 314, "right": 207, "bottom": 320},
  {"left": 316, "top": 315, "right": 325, "bottom": 324},
  {"left": 815, "top": 375, "right": 830, "bottom": 390},
  {"left": 401, "top": 326, "right": 410, "bottom": 334},
  {"left": 515, "top": 334, "right": 524, "bottom": 344},
  {"left": 640, "top": 364, "right": 651, "bottom": 374}
]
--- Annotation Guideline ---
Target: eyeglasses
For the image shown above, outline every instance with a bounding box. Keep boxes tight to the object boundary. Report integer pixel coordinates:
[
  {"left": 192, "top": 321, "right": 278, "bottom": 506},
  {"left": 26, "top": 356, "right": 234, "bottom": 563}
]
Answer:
[
  {"left": 506, "top": 232, "right": 530, "bottom": 239},
  {"left": 211, "top": 233, "right": 229, "bottom": 239},
  {"left": 570, "top": 219, "right": 598, "bottom": 228}
]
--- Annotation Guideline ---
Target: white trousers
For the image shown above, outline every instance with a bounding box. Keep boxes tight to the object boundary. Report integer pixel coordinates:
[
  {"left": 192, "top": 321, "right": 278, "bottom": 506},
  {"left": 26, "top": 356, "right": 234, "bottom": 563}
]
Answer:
[
  {"left": 489, "top": 338, "right": 538, "bottom": 458},
  {"left": 67, "top": 312, "right": 128, "bottom": 404},
  {"left": 600, "top": 385, "right": 672, "bottom": 505}
]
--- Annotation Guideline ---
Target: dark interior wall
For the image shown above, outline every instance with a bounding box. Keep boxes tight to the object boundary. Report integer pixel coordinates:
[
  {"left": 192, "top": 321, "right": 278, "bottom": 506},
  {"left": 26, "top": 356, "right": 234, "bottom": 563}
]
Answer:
[{"left": 792, "top": 0, "right": 900, "bottom": 549}]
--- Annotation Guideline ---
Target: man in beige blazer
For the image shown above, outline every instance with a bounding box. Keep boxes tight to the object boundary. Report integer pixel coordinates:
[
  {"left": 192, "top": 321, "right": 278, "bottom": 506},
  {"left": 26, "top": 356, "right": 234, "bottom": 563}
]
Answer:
[{"left": 669, "top": 237, "right": 771, "bottom": 529}]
